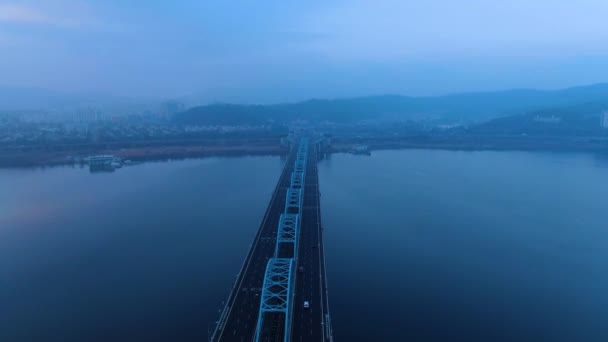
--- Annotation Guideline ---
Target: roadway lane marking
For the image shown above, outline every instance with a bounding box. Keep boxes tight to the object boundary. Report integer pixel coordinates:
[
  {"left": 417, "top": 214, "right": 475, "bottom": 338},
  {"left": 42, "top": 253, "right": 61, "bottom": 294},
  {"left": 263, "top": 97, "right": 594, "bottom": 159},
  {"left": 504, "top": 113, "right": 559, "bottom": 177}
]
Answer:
[{"left": 214, "top": 154, "right": 296, "bottom": 341}]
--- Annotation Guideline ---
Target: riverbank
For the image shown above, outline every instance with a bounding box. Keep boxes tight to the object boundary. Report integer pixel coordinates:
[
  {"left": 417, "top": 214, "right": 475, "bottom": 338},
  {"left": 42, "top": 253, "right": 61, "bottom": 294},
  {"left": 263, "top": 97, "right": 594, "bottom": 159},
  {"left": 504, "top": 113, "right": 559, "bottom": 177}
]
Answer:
[
  {"left": 0, "top": 143, "right": 287, "bottom": 168},
  {"left": 4, "top": 135, "right": 608, "bottom": 168},
  {"left": 330, "top": 135, "right": 608, "bottom": 154}
]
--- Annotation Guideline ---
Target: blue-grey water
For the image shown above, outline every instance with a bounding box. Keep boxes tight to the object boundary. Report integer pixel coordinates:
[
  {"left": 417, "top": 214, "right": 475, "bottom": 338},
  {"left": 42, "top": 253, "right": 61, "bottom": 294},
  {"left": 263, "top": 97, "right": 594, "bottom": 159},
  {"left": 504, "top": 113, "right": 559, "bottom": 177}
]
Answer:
[
  {"left": 320, "top": 150, "right": 608, "bottom": 342},
  {"left": 0, "top": 157, "right": 283, "bottom": 341},
  {"left": 1, "top": 150, "right": 608, "bottom": 341}
]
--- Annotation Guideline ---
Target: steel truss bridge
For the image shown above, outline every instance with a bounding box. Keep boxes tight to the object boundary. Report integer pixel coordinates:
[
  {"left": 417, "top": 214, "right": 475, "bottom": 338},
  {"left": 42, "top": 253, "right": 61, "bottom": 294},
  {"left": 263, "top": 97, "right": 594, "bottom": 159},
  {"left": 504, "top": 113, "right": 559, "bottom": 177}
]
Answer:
[{"left": 211, "top": 138, "right": 332, "bottom": 342}]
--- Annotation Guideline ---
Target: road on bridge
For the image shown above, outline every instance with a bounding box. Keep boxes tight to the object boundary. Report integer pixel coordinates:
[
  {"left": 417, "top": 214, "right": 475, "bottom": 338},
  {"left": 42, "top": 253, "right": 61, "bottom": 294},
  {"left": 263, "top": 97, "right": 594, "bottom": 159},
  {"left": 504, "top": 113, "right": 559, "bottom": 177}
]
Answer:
[
  {"left": 212, "top": 141, "right": 331, "bottom": 342},
  {"left": 211, "top": 151, "right": 296, "bottom": 341},
  {"left": 291, "top": 145, "right": 330, "bottom": 341}
]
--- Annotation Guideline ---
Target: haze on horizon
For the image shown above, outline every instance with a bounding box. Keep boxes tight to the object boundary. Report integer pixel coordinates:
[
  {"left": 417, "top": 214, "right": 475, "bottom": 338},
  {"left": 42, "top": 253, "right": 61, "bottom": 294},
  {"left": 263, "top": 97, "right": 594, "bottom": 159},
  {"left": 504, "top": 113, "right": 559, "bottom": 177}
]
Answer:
[{"left": 1, "top": 0, "right": 608, "bottom": 104}]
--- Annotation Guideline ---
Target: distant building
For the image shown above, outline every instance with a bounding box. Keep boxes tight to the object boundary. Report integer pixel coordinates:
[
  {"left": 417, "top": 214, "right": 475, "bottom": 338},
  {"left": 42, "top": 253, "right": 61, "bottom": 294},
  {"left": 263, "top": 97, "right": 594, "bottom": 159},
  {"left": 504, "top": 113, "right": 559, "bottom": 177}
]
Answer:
[
  {"left": 534, "top": 115, "right": 561, "bottom": 123},
  {"left": 280, "top": 135, "right": 290, "bottom": 147},
  {"left": 602, "top": 111, "right": 608, "bottom": 128},
  {"left": 160, "top": 101, "right": 185, "bottom": 118}
]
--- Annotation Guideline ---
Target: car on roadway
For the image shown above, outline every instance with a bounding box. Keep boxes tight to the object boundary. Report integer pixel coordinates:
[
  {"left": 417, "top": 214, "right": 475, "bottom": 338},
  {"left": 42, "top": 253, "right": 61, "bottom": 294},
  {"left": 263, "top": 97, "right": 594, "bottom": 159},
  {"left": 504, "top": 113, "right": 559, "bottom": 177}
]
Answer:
[{"left": 303, "top": 301, "right": 310, "bottom": 309}]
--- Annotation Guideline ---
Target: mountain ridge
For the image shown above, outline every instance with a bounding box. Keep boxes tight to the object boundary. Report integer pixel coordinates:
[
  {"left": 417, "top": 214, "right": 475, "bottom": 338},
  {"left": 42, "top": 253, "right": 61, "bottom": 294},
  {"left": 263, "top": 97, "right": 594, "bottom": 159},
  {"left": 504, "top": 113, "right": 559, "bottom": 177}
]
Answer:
[{"left": 174, "top": 83, "right": 608, "bottom": 125}]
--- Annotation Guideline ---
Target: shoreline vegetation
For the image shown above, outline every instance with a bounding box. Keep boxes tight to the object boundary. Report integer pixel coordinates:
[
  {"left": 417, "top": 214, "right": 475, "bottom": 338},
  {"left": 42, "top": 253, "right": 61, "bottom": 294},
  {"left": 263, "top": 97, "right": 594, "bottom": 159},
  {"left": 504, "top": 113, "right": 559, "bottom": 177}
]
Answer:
[
  {"left": 331, "top": 135, "right": 608, "bottom": 154},
  {"left": 2, "top": 135, "right": 607, "bottom": 168},
  {"left": 0, "top": 140, "right": 287, "bottom": 168}
]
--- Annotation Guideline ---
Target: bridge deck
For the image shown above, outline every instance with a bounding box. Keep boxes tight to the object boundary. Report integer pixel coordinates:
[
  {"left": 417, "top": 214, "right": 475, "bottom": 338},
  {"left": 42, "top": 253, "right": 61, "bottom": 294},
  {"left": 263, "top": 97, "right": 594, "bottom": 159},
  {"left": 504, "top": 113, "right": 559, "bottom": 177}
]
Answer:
[
  {"left": 291, "top": 145, "right": 331, "bottom": 341},
  {"left": 212, "top": 152, "right": 296, "bottom": 342},
  {"left": 212, "top": 142, "right": 331, "bottom": 342}
]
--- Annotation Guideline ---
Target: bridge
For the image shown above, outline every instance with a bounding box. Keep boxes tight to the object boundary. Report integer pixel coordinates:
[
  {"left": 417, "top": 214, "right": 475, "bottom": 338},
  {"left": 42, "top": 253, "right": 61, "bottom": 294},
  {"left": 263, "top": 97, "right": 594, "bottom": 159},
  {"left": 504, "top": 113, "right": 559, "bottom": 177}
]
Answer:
[{"left": 211, "top": 138, "right": 333, "bottom": 342}]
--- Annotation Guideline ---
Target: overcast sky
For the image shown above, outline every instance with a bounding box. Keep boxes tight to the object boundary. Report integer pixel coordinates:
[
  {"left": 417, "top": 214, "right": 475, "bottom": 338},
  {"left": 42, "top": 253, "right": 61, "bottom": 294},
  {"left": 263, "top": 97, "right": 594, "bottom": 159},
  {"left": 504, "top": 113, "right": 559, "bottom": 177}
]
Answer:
[{"left": 1, "top": 0, "right": 608, "bottom": 103}]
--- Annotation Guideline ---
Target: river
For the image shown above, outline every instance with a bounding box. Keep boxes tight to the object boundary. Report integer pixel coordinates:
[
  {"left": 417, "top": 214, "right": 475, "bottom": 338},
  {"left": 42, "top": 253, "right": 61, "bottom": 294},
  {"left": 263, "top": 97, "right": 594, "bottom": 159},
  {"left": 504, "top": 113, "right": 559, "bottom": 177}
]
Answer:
[{"left": 1, "top": 150, "right": 607, "bottom": 341}]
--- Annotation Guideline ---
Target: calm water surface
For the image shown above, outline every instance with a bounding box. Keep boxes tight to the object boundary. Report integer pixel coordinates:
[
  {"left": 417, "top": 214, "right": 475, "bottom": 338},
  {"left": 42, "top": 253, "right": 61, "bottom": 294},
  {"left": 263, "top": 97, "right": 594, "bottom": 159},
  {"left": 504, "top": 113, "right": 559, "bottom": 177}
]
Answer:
[
  {"left": 0, "top": 157, "right": 283, "bottom": 341},
  {"left": 1, "top": 150, "right": 608, "bottom": 341},
  {"left": 319, "top": 150, "right": 608, "bottom": 341}
]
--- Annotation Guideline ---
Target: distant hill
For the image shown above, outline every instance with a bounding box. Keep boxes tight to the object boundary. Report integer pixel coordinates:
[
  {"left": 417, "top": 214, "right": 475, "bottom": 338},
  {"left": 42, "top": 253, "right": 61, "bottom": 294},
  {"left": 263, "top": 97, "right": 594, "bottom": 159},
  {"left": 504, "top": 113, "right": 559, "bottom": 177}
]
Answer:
[
  {"left": 173, "top": 83, "right": 608, "bottom": 126},
  {"left": 470, "top": 101, "right": 608, "bottom": 136}
]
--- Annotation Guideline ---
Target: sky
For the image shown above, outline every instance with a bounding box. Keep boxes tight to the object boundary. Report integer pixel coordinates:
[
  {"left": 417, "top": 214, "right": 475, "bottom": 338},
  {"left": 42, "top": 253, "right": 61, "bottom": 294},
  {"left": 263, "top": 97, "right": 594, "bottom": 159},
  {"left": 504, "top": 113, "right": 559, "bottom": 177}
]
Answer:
[{"left": 1, "top": 0, "right": 608, "bottom": 103}]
